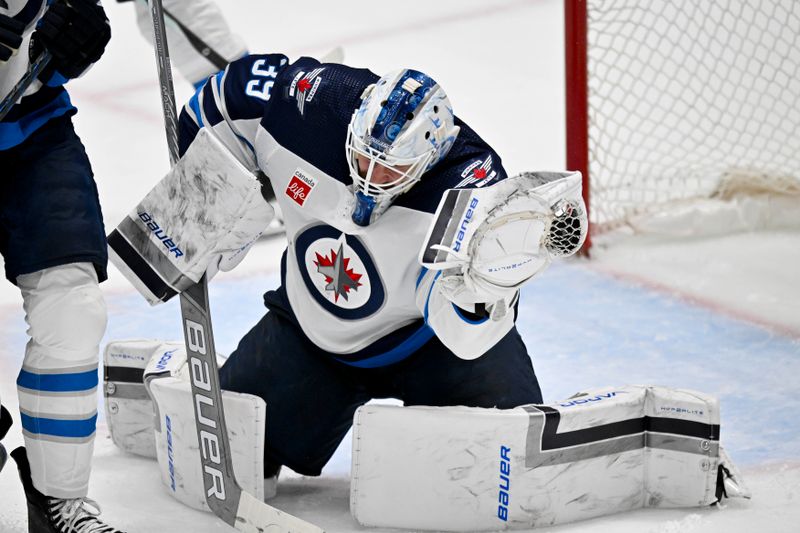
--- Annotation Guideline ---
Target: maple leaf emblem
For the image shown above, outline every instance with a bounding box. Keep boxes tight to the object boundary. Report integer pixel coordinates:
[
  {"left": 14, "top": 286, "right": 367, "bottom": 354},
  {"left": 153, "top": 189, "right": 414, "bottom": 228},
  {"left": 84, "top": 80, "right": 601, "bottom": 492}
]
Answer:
[
  {"left": 297, "top": 79, "right": 312, "bottom": 93},
  {"left": 473, "top": 168, "right": 487, "bottom": 179},
  {"left": 314, "top": 243, "right": 363, "bottom": 302}
]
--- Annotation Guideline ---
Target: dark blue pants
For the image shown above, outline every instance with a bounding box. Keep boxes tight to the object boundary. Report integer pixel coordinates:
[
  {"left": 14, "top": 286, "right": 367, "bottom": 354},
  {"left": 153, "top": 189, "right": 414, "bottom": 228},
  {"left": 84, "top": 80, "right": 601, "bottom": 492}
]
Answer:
[
  {"left": 219, "top": 308, "right": 543, "bottom": 476},
  {"left": 0, "top": 115, "right": 107, "bottom": 283}
]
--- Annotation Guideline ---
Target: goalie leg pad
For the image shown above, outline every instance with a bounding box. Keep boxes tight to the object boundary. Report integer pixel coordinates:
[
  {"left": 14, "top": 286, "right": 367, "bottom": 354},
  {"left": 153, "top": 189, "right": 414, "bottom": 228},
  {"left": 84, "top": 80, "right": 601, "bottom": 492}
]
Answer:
[
  {"left": 351, "top": 385, "right": 743, "bottom": 531},
  {"left": 105, "top": 339, "right": 265, "bottom": 509},
  {"left": 108, "top": 128, "right": 274, "bottom": 305},
  {"left": 103, "top": 339, "right": 186, "bottom": 458},
  {"left": 143, "top": 346, "right": 267, "bottom": 512}
]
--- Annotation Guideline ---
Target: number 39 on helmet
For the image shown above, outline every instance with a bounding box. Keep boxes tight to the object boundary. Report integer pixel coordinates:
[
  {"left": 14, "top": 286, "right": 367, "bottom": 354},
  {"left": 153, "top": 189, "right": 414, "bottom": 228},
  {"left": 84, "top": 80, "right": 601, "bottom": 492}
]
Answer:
[{"left": 346, "top": 69, "right": 461, "bottom": 226}]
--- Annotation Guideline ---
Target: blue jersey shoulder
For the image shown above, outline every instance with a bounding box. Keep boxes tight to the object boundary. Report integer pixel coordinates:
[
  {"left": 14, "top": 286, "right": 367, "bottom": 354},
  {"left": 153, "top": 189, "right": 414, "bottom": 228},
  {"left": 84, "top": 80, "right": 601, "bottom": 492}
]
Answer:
[
  {"left": 220, "top": 53, "right": 290, "bottom": 121},
  {"left": 395, "top": 119, "right": 508, "bottom": 214},
  {"left": 219, "top": 55, "right": 507, "bottom": 216},
  {"left": 262, "top": 58, "right": 379, "bottom": 182}
]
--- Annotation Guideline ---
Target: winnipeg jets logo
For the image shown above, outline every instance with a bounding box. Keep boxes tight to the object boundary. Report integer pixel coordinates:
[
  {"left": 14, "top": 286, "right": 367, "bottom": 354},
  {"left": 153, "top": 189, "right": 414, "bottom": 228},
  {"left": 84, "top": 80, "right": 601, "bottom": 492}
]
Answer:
[
  {"left": 456, "top": 155, "right": 497, "bottom": 188},
  {"left": 314, "top": 242, "right": 363, "bottom": 302},
  {"left": 296, "top": 226, "right": 385, "bottom": 319},
  {"left": 289, "top": 67, "right": 325, "bottom": 116},
  {"left": 303, "top": 232, "right": 373, "bottom": 310}
]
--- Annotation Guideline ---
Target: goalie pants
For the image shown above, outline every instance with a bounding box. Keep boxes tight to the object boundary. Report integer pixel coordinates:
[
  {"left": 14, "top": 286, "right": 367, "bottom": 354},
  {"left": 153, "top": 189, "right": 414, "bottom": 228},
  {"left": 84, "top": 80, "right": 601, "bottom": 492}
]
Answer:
[
  {"left": 0, "top": 114, "right": 108, "bottom": 283},
  {"left": 1, "top": 114, "right": 108, "bottom": 498},
  {"left": 219, "top": 305, "right": 543, "bottom": 477}
]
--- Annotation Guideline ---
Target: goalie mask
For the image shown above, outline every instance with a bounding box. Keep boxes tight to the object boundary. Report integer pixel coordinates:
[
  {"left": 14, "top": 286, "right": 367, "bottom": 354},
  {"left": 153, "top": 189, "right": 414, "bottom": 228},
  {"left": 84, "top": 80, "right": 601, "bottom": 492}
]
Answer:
[{"left": 346, "top": 69, "right": 460, "bottom": 226}]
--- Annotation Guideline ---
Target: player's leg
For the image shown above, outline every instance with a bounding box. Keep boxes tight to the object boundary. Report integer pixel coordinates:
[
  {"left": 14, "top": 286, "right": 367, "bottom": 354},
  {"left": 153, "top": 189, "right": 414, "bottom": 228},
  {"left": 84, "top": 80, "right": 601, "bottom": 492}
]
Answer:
[
  {"left": 0, "top": 115, "right": 124, "bottom": 532},
  {"left": 15, "top": 263, "right": 106, "bottom": 491},
  {"left": 220, "top": 303, "right": 370, "bottom": 478},
  {"left": 395, "top": 326, "right": 543, "bottom": 408}
]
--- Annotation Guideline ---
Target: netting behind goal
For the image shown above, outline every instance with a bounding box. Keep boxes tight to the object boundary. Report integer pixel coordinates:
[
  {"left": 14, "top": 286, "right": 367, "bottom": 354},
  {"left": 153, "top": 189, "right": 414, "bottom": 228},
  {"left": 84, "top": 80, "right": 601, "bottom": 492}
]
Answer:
[{"left": 566, "top": 0, "right": 800, "bottom": 245}]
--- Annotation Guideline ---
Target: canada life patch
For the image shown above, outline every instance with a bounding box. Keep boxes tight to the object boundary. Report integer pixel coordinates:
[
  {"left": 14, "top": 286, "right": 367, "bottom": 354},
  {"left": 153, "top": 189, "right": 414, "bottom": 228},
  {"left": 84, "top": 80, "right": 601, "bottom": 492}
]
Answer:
[
  {"left": 285, "top": 168, "right": 317, "bottom": 206},
  {"left": 295, "top": 225, "right": 386, "bottom": 319}
]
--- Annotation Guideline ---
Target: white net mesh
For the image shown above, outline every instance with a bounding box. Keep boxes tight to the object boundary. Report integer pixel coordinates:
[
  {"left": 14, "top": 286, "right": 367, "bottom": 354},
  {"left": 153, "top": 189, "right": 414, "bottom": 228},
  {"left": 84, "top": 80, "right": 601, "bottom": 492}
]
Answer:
[{"left": 586, "top": 0, "right": 800, "bottom": 232}]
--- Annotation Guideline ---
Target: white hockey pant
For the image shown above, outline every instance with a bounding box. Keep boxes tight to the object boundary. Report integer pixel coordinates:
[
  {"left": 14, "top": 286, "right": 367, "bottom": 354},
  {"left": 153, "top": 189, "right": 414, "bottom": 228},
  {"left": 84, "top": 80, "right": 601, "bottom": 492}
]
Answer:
[{"left": 16, "top": 263, "right": 106, "bottom": 498}]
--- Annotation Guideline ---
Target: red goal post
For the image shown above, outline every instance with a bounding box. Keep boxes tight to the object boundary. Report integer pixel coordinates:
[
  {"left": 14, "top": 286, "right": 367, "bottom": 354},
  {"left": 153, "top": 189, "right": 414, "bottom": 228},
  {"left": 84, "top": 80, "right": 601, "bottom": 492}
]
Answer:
[{"left": 565, "top": 0, "right": 800, "bottom": 251}]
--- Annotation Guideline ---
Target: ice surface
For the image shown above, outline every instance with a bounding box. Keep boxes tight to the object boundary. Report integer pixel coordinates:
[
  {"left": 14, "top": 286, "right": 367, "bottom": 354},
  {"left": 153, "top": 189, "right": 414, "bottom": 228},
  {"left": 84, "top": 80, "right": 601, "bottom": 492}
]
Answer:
[{"left": 1, "top": 0, "right": 798, "bottom": 531}]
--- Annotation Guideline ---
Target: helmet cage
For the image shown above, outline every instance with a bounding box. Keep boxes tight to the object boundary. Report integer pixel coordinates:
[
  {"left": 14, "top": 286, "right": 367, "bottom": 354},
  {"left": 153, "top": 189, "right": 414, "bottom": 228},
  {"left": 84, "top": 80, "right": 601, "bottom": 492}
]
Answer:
[{"left": 346, "top": 123, "right": 434, "bottom": 199}]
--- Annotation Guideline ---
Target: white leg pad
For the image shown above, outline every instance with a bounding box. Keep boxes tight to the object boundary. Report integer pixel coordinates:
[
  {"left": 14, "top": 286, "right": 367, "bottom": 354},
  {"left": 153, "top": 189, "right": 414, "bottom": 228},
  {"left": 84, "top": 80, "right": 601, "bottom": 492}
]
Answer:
[
  {"left": 104, "top": 339, "right": 185, "bottom": 458},
  {"left": 351, "top": 385, "right": 743, "bottom": 531},
  {"left": 104, "top": 339, "right": 267, "bottom": 513},
  {"left": 144, "top": 348, "right": 266, "bottom": 511}
]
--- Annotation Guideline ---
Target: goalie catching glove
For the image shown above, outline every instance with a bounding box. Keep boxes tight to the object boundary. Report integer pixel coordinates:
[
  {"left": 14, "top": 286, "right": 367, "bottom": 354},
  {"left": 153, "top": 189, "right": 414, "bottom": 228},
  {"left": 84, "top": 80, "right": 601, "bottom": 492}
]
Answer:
[{"left": 419, "top": 171, "right": 587, "bottom": 321}]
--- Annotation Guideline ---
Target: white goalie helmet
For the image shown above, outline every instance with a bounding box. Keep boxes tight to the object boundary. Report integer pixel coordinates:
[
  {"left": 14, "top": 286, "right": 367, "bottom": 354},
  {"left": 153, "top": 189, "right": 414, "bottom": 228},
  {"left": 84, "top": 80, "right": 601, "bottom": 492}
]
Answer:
[{"left": 346, "top": 69, "right": 461, "bottom": 226}]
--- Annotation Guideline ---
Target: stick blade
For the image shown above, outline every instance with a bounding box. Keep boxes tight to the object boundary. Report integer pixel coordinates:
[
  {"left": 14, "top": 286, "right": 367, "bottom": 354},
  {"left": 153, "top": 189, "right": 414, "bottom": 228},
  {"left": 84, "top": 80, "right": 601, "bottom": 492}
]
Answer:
[{"left": 235, "top": 491, "right": 325, "bottom": 533}]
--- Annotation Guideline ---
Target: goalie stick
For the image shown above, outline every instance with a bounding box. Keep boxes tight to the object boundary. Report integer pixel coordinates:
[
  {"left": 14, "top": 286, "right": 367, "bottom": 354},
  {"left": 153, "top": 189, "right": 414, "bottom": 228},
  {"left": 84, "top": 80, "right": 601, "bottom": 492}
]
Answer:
[{"left": 145, "top": 0, "right": 323, "bottom": 531}]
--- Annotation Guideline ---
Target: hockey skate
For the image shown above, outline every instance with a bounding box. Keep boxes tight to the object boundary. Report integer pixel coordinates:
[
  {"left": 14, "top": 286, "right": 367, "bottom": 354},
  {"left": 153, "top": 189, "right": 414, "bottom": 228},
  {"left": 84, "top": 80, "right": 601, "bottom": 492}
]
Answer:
[
  {"left": 10, "top": 447, "right": 127, "bottom": 533},
  {"left": 0, "top": 405, "right": 11, "bottom": 472}
]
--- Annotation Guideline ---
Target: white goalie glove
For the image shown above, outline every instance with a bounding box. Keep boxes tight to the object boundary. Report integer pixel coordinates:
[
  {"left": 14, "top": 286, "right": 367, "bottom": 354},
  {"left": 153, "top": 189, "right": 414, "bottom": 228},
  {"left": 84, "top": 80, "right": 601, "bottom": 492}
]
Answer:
[{"left": 419, "top": 171, "right": 587, "bottom": 319}]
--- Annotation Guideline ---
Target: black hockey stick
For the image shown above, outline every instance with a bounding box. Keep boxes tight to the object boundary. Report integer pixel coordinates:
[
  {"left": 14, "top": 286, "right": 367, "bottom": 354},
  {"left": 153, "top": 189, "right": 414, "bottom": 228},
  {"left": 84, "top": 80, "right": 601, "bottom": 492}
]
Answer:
[
  {"left": 161, "top": 6, "right": 229, "bottom": 71},
  {"left": 145, "top": 0, "right": 322, "bottom": 531},
  {"left": 147, "top": 0, "right": 179, "bottom": 164},
  {"left": 0, "top": 0, "right": 52, "bottom": 121},
  {"left": 0, "top": 50, "right": 51, "bottom": 121}
]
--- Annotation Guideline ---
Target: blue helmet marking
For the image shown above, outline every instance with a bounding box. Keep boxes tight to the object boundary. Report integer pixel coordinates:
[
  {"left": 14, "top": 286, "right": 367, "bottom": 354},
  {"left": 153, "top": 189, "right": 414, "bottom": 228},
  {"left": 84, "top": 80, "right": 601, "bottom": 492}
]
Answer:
[{"left": 368, "top": 70, "right": 438, "bottom": 152}]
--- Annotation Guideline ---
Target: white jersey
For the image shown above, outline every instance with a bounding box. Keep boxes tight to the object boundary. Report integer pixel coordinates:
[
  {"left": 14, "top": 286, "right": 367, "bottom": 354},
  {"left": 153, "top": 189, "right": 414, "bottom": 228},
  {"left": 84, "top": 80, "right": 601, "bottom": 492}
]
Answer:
[
  {"left": 129, "top": 0, "right": 247, "bottom": 86},
  {"left": 0, "top": 0, "right": 47, "bottom": 101},
  {"left": 179, "top": 54, "right": 518, "bottom": 365},
  {"left": 0, "top": 0, "right": 108, "bottom": 150}
]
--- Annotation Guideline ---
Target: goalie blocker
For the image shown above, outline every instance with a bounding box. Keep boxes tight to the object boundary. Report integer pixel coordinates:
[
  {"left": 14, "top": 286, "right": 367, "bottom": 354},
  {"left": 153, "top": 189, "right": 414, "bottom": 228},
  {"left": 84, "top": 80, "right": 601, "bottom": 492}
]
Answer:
[
  {"left": 107, "top": 128, "right": 274, "bottom": 305},
  {"left": 351, "top": 385, "right": 749, "bottom": 531}
]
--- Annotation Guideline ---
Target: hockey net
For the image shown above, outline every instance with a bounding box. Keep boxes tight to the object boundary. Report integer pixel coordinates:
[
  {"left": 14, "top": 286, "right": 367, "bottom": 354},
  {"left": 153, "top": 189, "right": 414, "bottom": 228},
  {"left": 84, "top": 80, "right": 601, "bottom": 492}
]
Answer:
[{"left": 566, "top": 0, "right": 800, "bottom": 247}]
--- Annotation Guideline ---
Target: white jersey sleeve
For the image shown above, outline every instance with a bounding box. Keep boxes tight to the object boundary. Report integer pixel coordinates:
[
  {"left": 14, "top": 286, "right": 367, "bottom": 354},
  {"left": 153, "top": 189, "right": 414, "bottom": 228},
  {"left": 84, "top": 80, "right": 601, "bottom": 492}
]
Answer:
[
  {"left": 131, "top": 0, "right": 248, "bottom": 85},
  {"left": 415, "top": 268, "right": 516, "bottom": 360}
]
